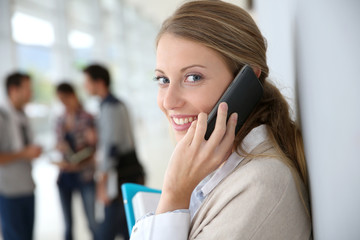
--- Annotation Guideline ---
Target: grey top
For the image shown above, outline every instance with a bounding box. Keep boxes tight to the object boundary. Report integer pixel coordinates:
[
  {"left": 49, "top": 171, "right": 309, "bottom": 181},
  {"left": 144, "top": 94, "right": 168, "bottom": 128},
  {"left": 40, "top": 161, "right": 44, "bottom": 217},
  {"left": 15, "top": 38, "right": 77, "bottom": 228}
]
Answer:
[
  {"left": 97, "top": 94, "right": 135, "bottom": 173},
  {"left": 0, "top": 104, "right": 35, "bottom": 196}
]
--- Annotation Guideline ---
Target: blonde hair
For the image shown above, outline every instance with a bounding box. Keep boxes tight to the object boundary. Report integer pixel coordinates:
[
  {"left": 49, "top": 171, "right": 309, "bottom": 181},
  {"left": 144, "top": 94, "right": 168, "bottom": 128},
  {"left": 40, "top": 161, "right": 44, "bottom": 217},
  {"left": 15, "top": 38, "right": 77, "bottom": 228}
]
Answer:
[{"left": 156, "top": 0, "right": 309, "bottom": 209}]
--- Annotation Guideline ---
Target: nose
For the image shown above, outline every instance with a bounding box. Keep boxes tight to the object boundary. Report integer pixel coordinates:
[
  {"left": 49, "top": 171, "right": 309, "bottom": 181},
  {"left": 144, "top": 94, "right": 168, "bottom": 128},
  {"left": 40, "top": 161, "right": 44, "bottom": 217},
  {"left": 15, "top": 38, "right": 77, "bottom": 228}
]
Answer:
[{"left": 163, "top": 83, "right": 185, "bottom": 110}]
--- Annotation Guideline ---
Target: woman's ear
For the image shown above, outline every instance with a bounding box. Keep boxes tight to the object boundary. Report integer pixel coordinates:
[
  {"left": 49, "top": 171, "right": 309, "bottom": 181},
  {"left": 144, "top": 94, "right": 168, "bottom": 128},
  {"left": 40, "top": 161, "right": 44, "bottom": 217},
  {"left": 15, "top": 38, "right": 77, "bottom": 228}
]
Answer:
[{"left": 253, "top": 66, "right": 261, "bottom": 78}]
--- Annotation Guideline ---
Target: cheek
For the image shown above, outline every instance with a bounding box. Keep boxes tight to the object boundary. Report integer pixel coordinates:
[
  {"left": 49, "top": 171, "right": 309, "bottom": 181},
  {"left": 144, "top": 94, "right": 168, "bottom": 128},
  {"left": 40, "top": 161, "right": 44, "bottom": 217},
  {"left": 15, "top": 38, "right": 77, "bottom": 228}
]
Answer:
[
  {"left": 157, "top": 90, "right": 166, "bottom": 114},
  {"left": 199, "top": 76, "right": 233, "bottom": 114},
  {"left": 63, "top": 100, "right": 70, "bottom": 107},
  {"left": 190, "top": 87, "right": 224, "bottom": 114},
  {"left": 22, "top": 88, "right": 32, "bottom": 101},
  {"left": 85, "top": 81, "right": 93, "bottom": 93}
]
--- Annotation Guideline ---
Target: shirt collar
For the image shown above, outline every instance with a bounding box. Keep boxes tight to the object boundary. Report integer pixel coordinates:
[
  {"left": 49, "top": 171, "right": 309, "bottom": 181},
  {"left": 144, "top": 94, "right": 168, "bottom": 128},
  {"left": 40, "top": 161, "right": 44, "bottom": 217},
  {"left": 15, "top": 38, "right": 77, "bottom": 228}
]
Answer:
[
  {"left": 101, "top": 93, "right": 119, "bottom": 106},
  {"left": 5, "top": 102, "right": 26, "bottom": 124}
]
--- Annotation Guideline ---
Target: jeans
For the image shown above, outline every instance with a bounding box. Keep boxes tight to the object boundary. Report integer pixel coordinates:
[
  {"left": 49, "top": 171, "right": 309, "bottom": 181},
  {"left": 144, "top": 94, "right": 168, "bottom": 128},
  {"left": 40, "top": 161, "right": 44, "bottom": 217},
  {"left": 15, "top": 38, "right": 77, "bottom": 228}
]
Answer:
[
  {"left": 0, "top": 194, "right": 35, "bottom": 240},
  {"left": 58, "top": 173, "right": 98, "bottom": 240},
  {"left": 98, "top": 198, "right": 129, "bottom": 240}
]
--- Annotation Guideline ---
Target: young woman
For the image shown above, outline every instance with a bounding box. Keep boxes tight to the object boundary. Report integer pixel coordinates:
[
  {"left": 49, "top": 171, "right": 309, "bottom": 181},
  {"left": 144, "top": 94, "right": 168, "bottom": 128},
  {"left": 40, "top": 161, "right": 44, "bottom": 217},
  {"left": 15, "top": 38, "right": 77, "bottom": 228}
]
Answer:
[
  {"left": 131, "top": 1, "right": 312, "bottom": 239},
  {"left": 55, "top": 83, "right": 98, "bottom": 240}
]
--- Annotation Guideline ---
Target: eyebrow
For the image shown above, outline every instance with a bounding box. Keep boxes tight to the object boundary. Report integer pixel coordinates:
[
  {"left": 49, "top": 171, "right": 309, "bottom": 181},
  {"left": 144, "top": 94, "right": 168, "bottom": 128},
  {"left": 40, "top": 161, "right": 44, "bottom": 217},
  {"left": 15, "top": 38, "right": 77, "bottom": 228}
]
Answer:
[{"left": 155, "top": 64, "right": 207, "bottom": 73}]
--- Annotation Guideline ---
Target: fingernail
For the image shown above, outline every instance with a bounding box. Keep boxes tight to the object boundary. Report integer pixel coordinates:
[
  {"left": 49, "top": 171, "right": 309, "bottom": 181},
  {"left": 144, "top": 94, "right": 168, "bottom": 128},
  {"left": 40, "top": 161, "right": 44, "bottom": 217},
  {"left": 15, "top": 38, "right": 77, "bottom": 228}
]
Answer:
[
  {"left": 191, "top": 120, "right": 197, "bottom": 127},
  {"left": 232, "top": 113, "right": 238, "bottom": 122},
  {"left": 220, "top": 102, "right": 228, "bottom": 111}
]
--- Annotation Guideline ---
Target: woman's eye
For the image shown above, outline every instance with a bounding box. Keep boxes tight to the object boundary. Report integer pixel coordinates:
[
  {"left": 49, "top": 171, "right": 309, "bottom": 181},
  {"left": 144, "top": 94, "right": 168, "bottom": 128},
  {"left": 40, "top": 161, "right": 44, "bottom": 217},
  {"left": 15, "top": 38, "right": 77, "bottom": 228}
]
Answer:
[
  {"left": 185, "top": 74, "right": 202, "bottom": 82},
  {"left": 154, "top": 76, "right": 170, "bottom": 85}
]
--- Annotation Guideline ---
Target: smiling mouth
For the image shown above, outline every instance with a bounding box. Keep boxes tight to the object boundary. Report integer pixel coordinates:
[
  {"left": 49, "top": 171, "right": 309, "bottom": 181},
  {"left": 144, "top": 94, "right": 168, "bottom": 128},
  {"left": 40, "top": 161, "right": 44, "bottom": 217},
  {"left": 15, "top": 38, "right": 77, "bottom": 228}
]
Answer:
[{"left": 172, "top": 116, "right": 197, "bottom": 125}]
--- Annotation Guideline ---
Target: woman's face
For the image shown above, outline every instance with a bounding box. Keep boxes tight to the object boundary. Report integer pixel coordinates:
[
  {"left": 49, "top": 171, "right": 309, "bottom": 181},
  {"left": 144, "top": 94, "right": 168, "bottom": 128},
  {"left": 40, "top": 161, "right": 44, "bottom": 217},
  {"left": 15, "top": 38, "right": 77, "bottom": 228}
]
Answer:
[
  {"left": 57, "top": 92, "right": 77, "bottom": 111},
  {"left": 156, "top": 33, "right": 233, "bottom": 142}
]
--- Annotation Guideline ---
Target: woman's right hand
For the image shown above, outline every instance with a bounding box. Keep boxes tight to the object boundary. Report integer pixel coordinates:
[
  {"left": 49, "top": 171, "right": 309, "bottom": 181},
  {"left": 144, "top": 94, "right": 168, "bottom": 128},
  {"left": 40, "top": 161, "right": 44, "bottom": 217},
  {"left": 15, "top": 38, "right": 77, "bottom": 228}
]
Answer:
[
  {"left": 21, "top": 145, "right": 42, "bottom": 160},
  {"left": 156, "top": 102, "right": 237, "bottom": 214},
  {"left": 56, "top": 141, "right": 68, "bottom": 153},
  {"left": 53, "top": 161, "right": 79, "bottom": 172}
]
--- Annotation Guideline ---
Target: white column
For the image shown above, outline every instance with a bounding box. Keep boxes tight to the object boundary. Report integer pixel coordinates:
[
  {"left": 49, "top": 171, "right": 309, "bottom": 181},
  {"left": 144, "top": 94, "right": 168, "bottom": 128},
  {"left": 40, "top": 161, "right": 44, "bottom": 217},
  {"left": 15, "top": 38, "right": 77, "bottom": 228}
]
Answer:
[
  {"left": 52, "top": 0, "right": 72, "bottom": 82},
  {"left": 296, "top": 1, "right": 360, "bottom": 239},
  {"left": 91, "top": 0, "right": 107, "bottom": 63},
  {"left": 0, "top": 0, "right": 15, "bottom": 102},
  {"left": 254, "top": 0, "right": 297, "bottom": 114}
]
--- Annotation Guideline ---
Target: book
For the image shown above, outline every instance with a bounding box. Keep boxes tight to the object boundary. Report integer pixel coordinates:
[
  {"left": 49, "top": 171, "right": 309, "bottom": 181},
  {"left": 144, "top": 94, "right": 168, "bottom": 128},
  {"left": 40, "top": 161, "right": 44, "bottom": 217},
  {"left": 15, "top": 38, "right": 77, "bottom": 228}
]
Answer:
[{"left": 132, "top": 191, "right": 161, "bottom": 221}]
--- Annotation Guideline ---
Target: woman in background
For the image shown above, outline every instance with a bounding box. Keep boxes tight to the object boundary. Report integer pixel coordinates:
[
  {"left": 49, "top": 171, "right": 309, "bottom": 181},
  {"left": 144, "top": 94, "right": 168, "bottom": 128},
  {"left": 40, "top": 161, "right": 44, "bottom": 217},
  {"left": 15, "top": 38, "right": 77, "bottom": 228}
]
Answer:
[
  {"left": 130, "top": 1, "right": 312, "bottom": 239},
  {"left": 55, "top": 82, "right": 98, "bottom": 240}
]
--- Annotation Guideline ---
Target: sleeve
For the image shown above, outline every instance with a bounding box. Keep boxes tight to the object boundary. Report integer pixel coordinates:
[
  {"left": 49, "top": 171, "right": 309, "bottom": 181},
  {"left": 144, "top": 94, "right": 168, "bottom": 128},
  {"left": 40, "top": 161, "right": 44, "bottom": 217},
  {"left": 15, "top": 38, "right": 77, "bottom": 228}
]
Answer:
[
  {"left": 97, "top": 105, "right": 117, "bottom": 172},
  {"left": 0, "top": 112, "right": 4, "bottom": 132},
  {"left": 116, "top": 103, "right": 135, "bottom": 153},
  {"left": 98, "top": 103, "right": 132, "bottom": 173},
  {"left": 130, "top": 211, "right": 191, "bottom": 240},
  {"left": 0, "top": 112, "right": 5, "bottom": 148},
  {"left": 0, "top": 109, "right": 12, "bottom": 151},
  {"left": 85, "top": 113, "right": 96, "bottom": 148},
  {"left": 55, "top": 117, "right": 64, "bottom": 143},
  {"left": 86, "top": 113, "right": 96, "bottom": 129}
]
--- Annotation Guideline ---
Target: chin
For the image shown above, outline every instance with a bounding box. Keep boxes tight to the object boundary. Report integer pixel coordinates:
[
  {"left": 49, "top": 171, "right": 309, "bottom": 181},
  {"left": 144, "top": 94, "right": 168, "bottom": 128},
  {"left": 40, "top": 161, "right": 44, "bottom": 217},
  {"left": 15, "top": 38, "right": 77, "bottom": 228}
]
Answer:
[{"left": 174, "top": 131, "right": 186, "bottom": 142}]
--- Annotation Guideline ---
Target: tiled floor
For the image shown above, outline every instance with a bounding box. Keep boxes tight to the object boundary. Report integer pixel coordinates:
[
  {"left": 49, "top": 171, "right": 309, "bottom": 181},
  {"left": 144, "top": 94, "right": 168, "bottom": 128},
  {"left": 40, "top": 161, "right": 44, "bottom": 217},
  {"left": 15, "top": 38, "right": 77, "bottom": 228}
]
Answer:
[{"left": 33, "top": 158, "right": 92, "bottom": 240}]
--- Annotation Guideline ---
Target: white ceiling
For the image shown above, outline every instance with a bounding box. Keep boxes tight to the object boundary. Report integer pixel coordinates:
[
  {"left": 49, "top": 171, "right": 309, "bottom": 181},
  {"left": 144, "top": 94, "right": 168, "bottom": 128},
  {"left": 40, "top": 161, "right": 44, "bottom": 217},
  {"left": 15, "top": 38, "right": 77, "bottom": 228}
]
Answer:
[{"left": 123, "top": 0, "right": 249, "bottom": 26}]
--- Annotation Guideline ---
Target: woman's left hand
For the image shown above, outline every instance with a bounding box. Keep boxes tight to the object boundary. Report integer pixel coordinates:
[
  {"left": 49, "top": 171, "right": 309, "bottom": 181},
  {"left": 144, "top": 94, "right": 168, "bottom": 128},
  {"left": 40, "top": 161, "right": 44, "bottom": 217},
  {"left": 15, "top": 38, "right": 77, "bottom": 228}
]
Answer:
[
  {"left": 156, "top": 102, "right": 237, "bottom": 214},
  {"left": 53, "top": 161, "right": 79, "bottom": 172}
]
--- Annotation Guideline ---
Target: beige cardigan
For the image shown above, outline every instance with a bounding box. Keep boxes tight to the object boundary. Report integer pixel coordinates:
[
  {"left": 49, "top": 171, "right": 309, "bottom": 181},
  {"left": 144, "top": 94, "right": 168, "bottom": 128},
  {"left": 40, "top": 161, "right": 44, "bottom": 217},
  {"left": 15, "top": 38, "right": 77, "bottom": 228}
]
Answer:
[{"left": 189, "top": 142, "right": 312, "bottom": 240}]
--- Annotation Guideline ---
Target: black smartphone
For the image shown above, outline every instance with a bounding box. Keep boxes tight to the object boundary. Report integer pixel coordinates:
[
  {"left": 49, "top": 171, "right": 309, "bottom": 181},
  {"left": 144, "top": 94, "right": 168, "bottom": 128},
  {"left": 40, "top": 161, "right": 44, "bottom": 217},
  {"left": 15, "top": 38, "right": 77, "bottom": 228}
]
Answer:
[{"left": 204, "top": 65, "right": 263, "bottom": 140}]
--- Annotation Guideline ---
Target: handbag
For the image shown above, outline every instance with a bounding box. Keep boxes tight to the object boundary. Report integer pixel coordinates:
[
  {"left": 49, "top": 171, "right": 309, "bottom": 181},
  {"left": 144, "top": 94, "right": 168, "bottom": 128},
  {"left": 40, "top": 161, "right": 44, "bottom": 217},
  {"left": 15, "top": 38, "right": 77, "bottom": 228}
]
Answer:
[{"left": 116, "top": 150, "right": 145, "bottom": 185}]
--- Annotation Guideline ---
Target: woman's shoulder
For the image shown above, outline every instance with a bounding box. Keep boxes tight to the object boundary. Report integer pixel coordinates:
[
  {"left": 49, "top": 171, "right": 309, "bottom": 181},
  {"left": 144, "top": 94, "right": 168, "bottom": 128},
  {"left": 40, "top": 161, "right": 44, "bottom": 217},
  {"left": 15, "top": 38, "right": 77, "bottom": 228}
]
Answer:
[
  {"left": 101, "top": 99, "right": 126, "bottom": 115},
  {"left": 238, "top": 151, "right": 293, "bottom": 189},
  {"left": 190, "top": 146, "right": 311, "bottom": 239},
  {"left": 201, "top": 142, "right": 308, "bottom": 218},
  {"left": 215, "top": 149, "right": 295, "bottom": 204},
  {"left": 197, "top": 143, "right": 296, "bottom": 211},
  {"left": 77, "top": 108, "right": 93, "bottom": 117}
]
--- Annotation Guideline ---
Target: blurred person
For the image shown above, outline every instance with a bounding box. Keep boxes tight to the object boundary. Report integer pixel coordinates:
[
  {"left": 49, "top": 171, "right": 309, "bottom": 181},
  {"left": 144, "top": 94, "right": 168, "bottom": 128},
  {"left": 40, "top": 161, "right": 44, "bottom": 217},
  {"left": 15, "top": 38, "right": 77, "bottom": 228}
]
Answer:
[
  {"left": 130, "top": 1, "right": 311, "bottom": 239},
  {"left": 54, "top": 82, "right": 98, "bottom": 240},
  {"left": 0, "top": 72, "right": 42, "bottom": 240},
  {"left": 83, "top": 64, "right": 138, "bottom": 240}
]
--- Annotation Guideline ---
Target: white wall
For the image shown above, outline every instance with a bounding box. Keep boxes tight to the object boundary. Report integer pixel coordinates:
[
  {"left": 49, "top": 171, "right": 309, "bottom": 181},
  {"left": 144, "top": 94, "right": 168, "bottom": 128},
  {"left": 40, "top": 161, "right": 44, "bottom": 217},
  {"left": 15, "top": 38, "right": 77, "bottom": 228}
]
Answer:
[
  {"left": 254, "top": 0, "right": 297, "bottom": 114},
  {"left": 256, "top": 0, "right": 360, "bottom": 239},
  {"left": 0, "top": 0, "right": 15, "bottom": 104},
  {"left": 296, "top": 1, "right": 360, "bottom": 239}
]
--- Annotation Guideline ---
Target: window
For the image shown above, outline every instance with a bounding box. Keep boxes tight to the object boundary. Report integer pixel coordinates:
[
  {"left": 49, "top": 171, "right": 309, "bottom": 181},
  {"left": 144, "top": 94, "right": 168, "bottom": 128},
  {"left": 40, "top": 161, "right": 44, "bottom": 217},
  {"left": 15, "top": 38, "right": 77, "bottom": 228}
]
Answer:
[
  {"left": 68, "top": 30, "right": 94, "bottom": 49},
  {"left": 12, "top": 12, "right": 54, "bottom": 47}
]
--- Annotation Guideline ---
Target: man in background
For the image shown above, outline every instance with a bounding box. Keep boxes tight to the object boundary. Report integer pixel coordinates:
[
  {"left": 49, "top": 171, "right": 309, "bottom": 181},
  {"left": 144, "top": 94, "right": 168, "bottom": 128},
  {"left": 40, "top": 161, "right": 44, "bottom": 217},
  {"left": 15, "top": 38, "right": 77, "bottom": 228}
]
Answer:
[
  {"left": 0, "top": 72, "right": 42, "bottom": 240},
  {"left": 83, "top": 64, "right": 133, "bottom": 240}
]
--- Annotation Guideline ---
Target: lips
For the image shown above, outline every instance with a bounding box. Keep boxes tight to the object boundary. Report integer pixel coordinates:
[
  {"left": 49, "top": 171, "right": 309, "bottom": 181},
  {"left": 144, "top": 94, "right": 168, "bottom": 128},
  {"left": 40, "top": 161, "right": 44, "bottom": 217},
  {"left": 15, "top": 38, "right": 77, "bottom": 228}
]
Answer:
[{"left": 170, "top": 115, "right": 198, "bottom": 131}]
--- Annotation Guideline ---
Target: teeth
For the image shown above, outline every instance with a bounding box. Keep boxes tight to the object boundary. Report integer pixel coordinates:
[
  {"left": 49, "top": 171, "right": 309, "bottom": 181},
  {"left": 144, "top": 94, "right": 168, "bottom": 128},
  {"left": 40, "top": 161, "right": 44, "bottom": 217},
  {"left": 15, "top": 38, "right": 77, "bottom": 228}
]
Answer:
[{"left": 173, "top": 116, "right": 197, "bottom": 125}]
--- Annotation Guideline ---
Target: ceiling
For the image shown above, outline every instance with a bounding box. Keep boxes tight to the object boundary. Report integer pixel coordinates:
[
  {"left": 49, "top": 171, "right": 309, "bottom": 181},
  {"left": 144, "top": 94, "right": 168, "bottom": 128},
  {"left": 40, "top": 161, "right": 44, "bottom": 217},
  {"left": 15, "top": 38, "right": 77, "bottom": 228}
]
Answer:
[{"left": 123, "top": 0, "right": 250, "bottom": 26}]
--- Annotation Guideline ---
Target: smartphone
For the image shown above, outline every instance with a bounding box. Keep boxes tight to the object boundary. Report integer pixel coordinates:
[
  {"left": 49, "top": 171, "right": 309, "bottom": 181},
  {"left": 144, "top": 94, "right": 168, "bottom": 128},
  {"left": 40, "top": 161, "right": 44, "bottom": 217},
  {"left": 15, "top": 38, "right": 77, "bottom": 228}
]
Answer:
[{"left": 204, "top": 65, "right": 263, "bottom": 140}]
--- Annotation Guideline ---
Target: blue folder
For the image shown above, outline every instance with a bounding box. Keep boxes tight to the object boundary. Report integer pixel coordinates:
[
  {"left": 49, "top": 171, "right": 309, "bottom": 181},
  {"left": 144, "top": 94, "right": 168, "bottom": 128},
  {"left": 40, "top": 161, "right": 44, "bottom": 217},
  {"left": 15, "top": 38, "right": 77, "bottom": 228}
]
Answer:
[{"left": 121, "top": 183, "right": 162, "bottom": 234}]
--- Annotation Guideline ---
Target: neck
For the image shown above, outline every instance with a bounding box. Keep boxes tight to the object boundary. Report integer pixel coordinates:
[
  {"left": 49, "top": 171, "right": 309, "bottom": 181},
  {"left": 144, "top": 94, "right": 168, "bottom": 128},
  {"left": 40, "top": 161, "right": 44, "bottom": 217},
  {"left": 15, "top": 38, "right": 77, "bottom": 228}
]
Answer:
[
  {"left": 67, "top": 101, "right": 81, "bottom": 114},
  {"left": 67, "top": 106, "right": 78, "bottom": 114},
  {"left": 98, "top": 88, "right": 110, "bottom": 100},
  {"left": 9, "top": 97, "right": 23, "bottom": 111}
]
